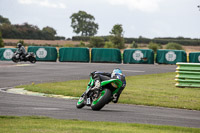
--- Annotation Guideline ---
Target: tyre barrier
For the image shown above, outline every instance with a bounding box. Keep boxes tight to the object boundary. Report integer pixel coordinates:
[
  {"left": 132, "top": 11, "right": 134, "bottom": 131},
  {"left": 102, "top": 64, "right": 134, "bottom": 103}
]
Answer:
[
  {"left": 175, "top": 63, "right": 200, "bottom": 88},
  {"left": 28, "top": 46, "right": 57, "bottom": 61},
  {"left": 189, "top": 52, "right": 200, "bottom": 63},
  {"left": 59, "top": 47, "right": 89, "bottom": 62},
  {"left": 156, "top": 50, "right": 187, "bottom": 64},
  {"left": 1, "top": 47, "right": 196, "bottom": 64},
  {"left": 91, "top": 48, "right": 121, "bottom": 63},
  {"left": 123, "top": 49, "right": 154, "bottom": 64},
  {"left": 0, "top": 48, "right": 17, "bottom": 61}
]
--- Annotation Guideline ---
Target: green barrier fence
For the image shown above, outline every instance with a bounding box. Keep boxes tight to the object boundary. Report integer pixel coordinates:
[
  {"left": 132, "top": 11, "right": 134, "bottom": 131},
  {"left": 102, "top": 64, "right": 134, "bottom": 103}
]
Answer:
[
  {"left": 123, "top": 49, "right": 154, "bottom": 64},
  {"left": 156, "top": 50, "right": 187, "bottom": 64},
  {"left": 189, "top": 52, "right": 200, "bottom": 63},
  {"left": 59, "top": 47, "right": 89, "bottom": 62},
  {"left": 91, "top": 48, "right": 121, "bottom": 63},
  {"left": 28, "top": 46, "right": 57, "bottom": 61},
  {"left": 175, "top": 63, "right": 200, "bottom": 88},
  {"left": 0, "top": 48, "right": 17, "bottom": 61}
]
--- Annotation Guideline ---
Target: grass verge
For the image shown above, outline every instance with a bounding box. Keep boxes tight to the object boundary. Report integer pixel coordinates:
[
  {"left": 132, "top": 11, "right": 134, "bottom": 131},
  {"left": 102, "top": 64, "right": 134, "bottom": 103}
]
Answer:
[
  {"left": 0, "top": 116, "right": 199, "bottom": 133},
  {"left": 17, "top": 72, "right": 200, "bottom": 110}
]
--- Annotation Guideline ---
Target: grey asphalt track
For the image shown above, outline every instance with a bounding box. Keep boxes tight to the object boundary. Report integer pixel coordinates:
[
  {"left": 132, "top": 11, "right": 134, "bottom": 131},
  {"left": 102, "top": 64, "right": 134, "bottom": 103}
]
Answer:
[
  {"left": 0, "top": 61, "right": 200, "bottom": 128},
  {"left": 0, "top": 61, "right": 176, "bottom": 88}
]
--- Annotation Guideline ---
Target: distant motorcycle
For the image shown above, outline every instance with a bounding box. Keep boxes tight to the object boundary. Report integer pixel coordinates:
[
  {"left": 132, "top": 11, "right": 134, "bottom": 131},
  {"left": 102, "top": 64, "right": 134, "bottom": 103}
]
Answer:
[{"left": 12, "top": 52, "right": 36, "bottom": 63}]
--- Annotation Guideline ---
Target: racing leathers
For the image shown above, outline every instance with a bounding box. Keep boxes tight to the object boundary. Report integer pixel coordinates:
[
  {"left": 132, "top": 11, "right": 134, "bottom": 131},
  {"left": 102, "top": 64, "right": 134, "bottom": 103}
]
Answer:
[
  {"left": 16, "top": 46, "right": 27, "bottom": 60},
  {"left": 91, "top": 71, "right": 126, "bottom": 103}
]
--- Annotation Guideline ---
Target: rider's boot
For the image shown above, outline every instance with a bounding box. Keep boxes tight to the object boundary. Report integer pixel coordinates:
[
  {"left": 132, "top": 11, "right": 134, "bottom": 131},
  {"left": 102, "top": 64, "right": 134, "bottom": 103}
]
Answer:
[{"left": 112, "top": 93, "right": 119, "bottom": 103}]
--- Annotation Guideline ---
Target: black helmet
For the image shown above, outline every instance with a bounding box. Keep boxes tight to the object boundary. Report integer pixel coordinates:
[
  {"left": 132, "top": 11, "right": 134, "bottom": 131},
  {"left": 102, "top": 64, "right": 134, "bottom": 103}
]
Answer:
[{"left": 17, "top": 43, "right": 22, "bottom": 48}]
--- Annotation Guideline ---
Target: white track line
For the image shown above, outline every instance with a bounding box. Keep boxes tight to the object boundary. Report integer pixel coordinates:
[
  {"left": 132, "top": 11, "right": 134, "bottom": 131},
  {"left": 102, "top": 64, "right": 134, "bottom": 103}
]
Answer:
[{"left": 123, "top": 70, "right": 145, "bottom": 73}]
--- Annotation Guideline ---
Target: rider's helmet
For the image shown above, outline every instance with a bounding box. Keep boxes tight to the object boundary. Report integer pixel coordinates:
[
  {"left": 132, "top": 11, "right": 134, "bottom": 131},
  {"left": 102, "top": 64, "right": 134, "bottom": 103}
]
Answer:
[
  {"left": 17, "top": 43, "right": 22, "bottom": 48},
  {"left": 111, "top": 68, "right": 122, "bottom": 78}
]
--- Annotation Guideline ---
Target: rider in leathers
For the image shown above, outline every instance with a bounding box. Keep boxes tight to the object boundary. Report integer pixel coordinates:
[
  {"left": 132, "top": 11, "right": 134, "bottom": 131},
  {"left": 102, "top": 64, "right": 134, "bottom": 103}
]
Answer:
[
  {"left": 91, "top": 68, "right": 126, "bottom": 103},
  {"left": 16, "top": 43, "right": 27, "bottom": 60}
]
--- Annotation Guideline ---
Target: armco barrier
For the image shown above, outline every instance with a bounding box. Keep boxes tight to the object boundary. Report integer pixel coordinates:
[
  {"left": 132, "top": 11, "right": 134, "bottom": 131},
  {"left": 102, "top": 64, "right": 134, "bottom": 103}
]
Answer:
[
  {"left": 189, "top": 52, "right": 200, "bottom": 63},
  {"left": 91, "top": 48, "right": 121, "bottom": 63},
  {"left": 59, "top": 47, "right": 89, "bottom": 62},
  {"left": 175, "top": 63, "right": 200, "bottom": 88},
  {"left": 156, "top": 50, "right": 187, "bottom": 64},
  {"left": 28, "top": 46, "right": 57, "bottom": 61},
  {"left": 123, "top": 49, "right": 154, "bottom": 64},
  {"left": 0, "top": 48, "right": 17, "bottom": 61}
]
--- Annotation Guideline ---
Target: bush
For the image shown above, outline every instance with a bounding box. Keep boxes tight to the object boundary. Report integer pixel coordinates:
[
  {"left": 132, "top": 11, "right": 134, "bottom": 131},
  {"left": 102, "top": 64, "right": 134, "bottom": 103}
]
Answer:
[
  {"left": 63, "top": 44, "right": 74, "bottom": 47},
  {"left": 131, "top": 41, "right": 138, "bottom": 48},
  {"left": 72, "top": 36, "right": 91, "bottom": 41},
  {"left": 89, "top": 37, "right": 105, "bottom": 48},
  {"left": 165, "top": 42, "right": 183, "bottom": 50},
  {"left": 148, "top": 42, "right": 162, "bottom": 53},
  {"left": 0, "top": 32, "right": 4, "bottom": 47},
  {"left": 55, "top": 36, "right": 66, "bottom": 40},
  {"left": 153, "top": 38, "right": 200, "bottom": 46},
  {"left": 104, "top": 41, "right": 114, "bottom": 48},
  {"left": 76, "top": 41, "right": 86, "bottom": 47},
  {"left": 17, "top": 40, "right": 24, "bottom": 45}
]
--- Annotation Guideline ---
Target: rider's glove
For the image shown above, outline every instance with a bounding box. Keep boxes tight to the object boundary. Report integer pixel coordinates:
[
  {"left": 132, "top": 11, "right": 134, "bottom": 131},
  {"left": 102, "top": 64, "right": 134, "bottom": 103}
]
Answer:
[{"left": 90, "top": 71, "right": 96, "bottom": 77}]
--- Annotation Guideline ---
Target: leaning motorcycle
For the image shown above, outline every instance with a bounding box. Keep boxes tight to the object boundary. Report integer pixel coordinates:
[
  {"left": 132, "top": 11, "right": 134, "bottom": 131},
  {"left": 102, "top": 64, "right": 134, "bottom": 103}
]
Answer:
[
  {"left": 12, "top": 52, "right": 36, "bottom": 63},
  {"left": 76, "top": 73, "right": 123, "bottom": 111}
]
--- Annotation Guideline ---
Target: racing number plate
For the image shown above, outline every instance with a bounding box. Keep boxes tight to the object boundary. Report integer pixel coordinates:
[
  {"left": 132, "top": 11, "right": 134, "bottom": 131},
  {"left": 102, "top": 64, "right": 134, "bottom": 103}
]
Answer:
[{"left": 87, "top": 98, "right": 91, "bottom": 105}]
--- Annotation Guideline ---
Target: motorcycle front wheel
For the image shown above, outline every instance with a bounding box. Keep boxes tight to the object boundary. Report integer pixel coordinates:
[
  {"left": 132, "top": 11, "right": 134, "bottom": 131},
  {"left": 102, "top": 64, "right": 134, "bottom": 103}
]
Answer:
[
  {"left": 12, "top": 57, "right": 19, "bottom": 63},
  {"left": 76, "top": 94, "right": 85, "bottom": 109},
  {"left": 91, "top": 89, "right": 111, "bottom": 111},
  {"left": 29, "top": 57, "right": 36, "bottom": 63}
]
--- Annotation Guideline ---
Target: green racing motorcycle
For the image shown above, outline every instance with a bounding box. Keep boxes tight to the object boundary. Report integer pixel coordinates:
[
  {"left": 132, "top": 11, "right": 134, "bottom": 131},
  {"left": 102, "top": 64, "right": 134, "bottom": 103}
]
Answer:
[{"left": 76, "top": 74, "right": 123, "bottom": 111}]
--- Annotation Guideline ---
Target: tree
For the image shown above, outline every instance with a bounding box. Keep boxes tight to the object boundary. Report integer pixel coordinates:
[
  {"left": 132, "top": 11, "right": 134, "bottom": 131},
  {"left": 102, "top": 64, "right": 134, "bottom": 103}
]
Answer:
[
  {"left": 0, "top": 15, "right": 11, "bottom": 25},
  {"left": 15, "top": 23, "right": 41, "bottom": 39},
  {"left": 0, "top": 32, "right": 4, "bottom": 47},
  {"left": 110, "top": 24, "right": 124, "bottom": 37},
  {"left": 110, "top": 36, "right": 125, "bottom": 49},
  {"left": 109, "top": 24, "right": 125, "bottom": 49},
  {"left": 0, "top": 23, "right": 18, "bottom": 38},
  {"left": 42, "top": 26, "right": 57, "bottom": 40},
  {"left": 70, "top": 11, "right": 98, "bottom": 36},
  {"left": 0, "top": 15, "right": 62, "bottom": 40}
]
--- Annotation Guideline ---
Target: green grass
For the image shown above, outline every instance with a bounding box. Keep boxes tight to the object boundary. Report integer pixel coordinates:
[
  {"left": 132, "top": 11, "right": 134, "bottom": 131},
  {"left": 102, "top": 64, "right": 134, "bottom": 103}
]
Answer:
[
  {"left": 121, "top": 72, "right": 200, "bottom": 110},
  {"left": 0, "top": 116, "right": 199, "bottom": 133},
  {"left": 17, "top": 72, "right": 200, "bottom": 110}
]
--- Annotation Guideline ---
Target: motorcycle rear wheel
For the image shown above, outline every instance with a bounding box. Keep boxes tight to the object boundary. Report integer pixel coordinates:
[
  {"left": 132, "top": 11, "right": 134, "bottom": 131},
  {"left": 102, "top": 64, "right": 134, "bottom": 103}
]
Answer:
[{"left": 91, "top": 89, "right": 111, "bottom": 111}]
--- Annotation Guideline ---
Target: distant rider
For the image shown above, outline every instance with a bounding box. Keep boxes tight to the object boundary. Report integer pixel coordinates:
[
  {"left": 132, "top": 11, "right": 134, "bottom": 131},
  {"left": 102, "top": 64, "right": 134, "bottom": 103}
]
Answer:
[
  {"left": 16, "top": 43, "right": 27, "bottom": 60},
  {"left": 91, "top": 68, "right": 126, "bottom": 103}
]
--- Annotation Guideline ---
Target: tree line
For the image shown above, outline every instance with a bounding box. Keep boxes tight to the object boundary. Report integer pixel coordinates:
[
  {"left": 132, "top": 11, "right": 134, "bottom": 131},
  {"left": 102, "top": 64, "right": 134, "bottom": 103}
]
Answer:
[
  {"left": 0, "top": 15, "right": 65, "bottom": 40},
  {"left": 72, "top": 36, "right": 200, "bottom": 46}
]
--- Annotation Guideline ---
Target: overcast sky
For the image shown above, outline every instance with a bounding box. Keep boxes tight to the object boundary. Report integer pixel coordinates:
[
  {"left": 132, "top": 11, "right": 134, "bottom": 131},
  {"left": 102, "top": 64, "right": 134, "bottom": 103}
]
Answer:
[{"left": 0, "top": 0, "right": 199, "bottom": 39}]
